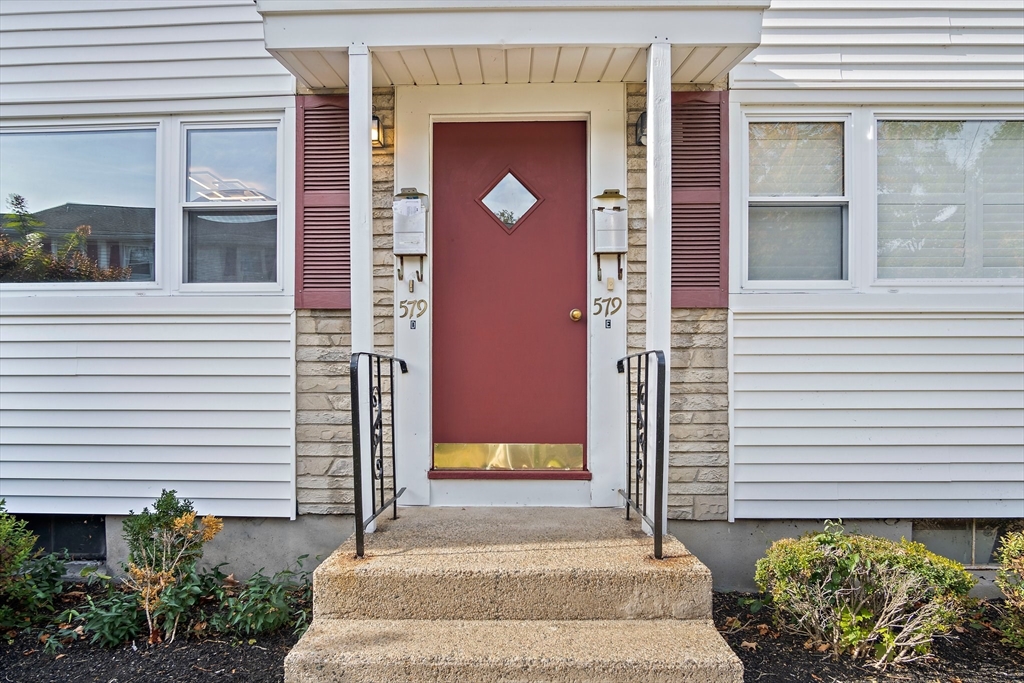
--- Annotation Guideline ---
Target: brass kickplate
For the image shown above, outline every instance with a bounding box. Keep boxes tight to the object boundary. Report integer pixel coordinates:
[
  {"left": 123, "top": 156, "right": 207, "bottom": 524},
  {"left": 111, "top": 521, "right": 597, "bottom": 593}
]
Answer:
[{"left": 433, "top": 443, "right": 584, "bottom": 470}]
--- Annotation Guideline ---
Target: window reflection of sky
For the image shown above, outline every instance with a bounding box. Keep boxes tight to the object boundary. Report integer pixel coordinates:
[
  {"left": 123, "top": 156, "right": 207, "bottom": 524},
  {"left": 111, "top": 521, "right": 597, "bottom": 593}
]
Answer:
[
  {"left": 482, "top": 173, "right": 538, "bottom": 225},
  {"left": 187, "top": 128, "right": 276, "bottom": 202},
  {"left": 0, "top": 130, "right": 156, "bottom": 212}
]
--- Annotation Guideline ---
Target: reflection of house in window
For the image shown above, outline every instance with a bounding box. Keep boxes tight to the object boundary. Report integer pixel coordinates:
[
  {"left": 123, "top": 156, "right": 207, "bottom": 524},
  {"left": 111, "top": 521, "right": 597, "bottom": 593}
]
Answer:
[
  {"left": 186, "top": 211, "right": 277, "bottom": 283},
  {"left": 31, "top": 204, "right": 156, "bottom": 281}
]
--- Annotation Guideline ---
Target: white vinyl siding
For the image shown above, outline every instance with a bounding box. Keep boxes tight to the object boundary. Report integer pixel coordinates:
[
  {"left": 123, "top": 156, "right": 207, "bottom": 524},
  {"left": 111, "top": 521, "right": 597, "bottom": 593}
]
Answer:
[
  {"left": 0, "top": 0, "right": 293, "bottom": 116},
  {"left": 0, "top": 1, "right": 298, "bottom": 517},
  {"left": 731, "top": 312, "right": 1024, "bottom": 519},
  {"left": 731, "top": 1, "right": 1024, "bottom": 91},
  {"left": 0, "top": 312, "right": 295, "bottom": 517}
]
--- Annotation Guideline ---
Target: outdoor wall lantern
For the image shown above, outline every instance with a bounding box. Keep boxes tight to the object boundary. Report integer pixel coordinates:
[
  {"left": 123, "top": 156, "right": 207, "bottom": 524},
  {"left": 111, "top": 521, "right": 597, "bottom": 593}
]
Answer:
[
  {"left": 635, "top": 111, "right": 647, "bottom": 147},
  {"left": 371, "top": 115, "right": 385, "bottom": 148}
]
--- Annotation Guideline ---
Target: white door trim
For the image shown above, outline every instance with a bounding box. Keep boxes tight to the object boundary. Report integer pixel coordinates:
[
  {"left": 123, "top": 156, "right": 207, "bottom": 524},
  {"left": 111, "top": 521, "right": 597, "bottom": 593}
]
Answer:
[{"left": 393, "top": 83, "right": 627, "bottom": 507}]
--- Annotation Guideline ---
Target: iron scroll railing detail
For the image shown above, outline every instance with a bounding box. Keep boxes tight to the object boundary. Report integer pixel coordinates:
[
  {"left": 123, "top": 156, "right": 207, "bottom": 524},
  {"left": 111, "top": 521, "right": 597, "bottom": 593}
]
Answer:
[
  {"left": 350, "top": 351, "right": 409, "bottom": 558},
  {"left": 616, "top": 350, "right": 666, "bottom": 559}
]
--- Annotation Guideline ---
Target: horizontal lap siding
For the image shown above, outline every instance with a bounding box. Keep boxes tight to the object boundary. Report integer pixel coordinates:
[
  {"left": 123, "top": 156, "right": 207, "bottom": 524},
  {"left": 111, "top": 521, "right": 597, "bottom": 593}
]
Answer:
[
  {"left": 731, "top": 1, "right": 1024, "bottom": 90},
  {"left": 0, "top": 0, "right": 292, "bottom": 107},
  {"left": 731, "top": 313, "right": 1024, "bottom": 519},
  {"left": 0, "top": 314, "right": 295, "bottom": 517}
]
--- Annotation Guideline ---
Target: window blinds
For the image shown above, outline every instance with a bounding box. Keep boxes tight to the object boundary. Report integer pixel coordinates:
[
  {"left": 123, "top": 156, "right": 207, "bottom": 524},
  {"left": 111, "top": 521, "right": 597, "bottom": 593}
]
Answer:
[{"left": 877, "top": 120, "right": 1023, "bottom": 279}]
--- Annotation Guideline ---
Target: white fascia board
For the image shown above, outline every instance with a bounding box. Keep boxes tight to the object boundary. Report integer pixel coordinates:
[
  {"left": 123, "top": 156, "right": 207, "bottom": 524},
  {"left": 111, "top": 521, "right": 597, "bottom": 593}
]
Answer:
[
  {"left": 729, "top": 88, "right": 1024, "bottom": 105},
  {"left": 728, "top": 292, "right": 1024, "bottom": 315},
  {"left": 0, "top": 95, "right": 297, "bottom": 119},
  {"left": 0, "top": 295, "right": 296, "bottom": 317},
  {"left": 257, "top": 1, "right": 771, "bottom": 12},
  {"left": 260, "top": 8, "right": 765, "bottom": 51}
]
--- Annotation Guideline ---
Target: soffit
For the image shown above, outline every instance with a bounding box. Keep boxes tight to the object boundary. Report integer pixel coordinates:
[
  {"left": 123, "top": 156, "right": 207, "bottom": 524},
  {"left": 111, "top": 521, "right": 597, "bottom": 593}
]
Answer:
[
  {"left": 256, "top": 2, "right": 768, "bottom": 88},
  {"left": 272, "top": 45, "right": 757, "bottom": 88}
]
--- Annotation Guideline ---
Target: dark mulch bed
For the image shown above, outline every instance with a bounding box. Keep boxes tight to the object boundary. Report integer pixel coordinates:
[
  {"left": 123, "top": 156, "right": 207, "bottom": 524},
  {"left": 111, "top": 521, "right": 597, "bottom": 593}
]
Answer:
[
  {"left": 1, "top": 630, "right": 299, "bottom": 683},
  {"left": 714, "top": 592, "right": 1024, "bottom": 683},
  {"left": 4, "top": 590, "right": 1022, "bottom": 682}
]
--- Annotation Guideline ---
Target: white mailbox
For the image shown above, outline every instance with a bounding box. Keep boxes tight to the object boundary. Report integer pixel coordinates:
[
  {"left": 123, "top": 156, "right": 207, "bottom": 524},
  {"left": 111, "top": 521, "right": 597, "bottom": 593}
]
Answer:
[
  {"left": 592, "top": 189, "right": 628, "bottom": 254},
  {"left": 393, "top": 187, "right": 428, "bottom": 256}
]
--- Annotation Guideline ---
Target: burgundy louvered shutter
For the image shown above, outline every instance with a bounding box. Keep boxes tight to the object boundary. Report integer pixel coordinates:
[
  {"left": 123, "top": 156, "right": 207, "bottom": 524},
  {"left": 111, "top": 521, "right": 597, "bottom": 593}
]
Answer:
[
  {"left": 671, "top": 91, "right": 728, "bottom": 308},
  {"left": 296, "top": 95, "right": 351, "bottom": 309}
]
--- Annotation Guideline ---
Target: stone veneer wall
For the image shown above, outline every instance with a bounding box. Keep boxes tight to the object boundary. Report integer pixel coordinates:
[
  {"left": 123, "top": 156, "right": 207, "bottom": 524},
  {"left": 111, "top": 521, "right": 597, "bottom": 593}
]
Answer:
[
  {"left": 626, "top": 82, "right": 730, "bottom": 521},
  {"left": 295, "top": 87, "right": 395, "bottom": 515}
]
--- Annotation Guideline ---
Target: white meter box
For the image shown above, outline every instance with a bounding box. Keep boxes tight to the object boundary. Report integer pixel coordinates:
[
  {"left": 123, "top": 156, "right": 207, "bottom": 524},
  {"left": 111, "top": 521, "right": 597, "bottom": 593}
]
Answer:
[
  {"left": 593, "top": 207, "right": 627, "bottom": 254},
  {"left": 393, "top": 190, "right": 429, "bottom": 256}
]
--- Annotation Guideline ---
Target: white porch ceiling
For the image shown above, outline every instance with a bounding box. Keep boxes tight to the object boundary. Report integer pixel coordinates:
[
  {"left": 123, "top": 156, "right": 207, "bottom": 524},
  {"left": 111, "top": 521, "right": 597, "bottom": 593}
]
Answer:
[
  {"left": 272, "top": 45, "right": 752, "bottom": 89},
  {"left": 256, "top": 1, "right": 769, "bottom": 90}
]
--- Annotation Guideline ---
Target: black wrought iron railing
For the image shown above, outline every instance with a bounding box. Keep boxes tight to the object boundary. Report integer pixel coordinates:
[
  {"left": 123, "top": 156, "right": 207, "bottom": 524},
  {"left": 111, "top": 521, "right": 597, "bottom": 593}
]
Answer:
[
  {"left": 616, "top": 350, "right": 667, "bottom": 559},
  {"left": 350, "top": 351, "right": 409, "bottom": 558}
]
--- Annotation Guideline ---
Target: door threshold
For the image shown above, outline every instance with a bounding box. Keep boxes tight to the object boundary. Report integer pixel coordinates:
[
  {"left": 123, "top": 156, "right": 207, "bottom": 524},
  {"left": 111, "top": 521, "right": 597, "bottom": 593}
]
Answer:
[{"left": 428, "top": 470, "right": 592, "bottom": 481}]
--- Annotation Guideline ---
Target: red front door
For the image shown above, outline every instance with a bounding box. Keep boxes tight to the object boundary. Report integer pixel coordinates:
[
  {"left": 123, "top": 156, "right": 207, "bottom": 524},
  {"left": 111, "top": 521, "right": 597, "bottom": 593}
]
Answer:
[{"left": 432, "top": 121, "right": 588, "bottom": 471}]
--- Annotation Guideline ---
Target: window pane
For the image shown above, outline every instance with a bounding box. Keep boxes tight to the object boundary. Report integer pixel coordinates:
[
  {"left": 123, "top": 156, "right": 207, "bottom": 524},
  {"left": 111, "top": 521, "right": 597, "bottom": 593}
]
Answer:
[
  {"left": 187, "top": 128, "right": 277, "bottom": 202},
  {"left": 481, "top": 172, "right": 538, "bottom": 229},
  {"left": 877, "top": 120, "right": 1024, "bottom": 279},
  {"left": 749, "top": 122, "right": 844, "bottom": 197},
  {"left": 0, "top": 130, "right": 156, "bottom": 282},
  {"left": 748, "top": 206, "right": 845, "bottom": 280},
  {"left": 186, "top": 210, "right": 277, "bottom": 283}
]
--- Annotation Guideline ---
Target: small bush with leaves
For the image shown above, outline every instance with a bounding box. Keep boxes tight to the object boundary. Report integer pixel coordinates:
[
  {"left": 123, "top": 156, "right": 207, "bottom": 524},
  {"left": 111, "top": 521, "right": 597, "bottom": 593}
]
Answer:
[
  {"left": 995, "top": 530, "right": 1024, "bottom": 648},
  {"left": 80, "top": 577, "right": 146, "bottom": 648},
  {"left": 121, "top": 490, "right": 223, "bottom": 644},
  {"left": 755, "top": 520, "right": 976, "bottom": 667},
  {"left": 0, "top": 499, "right": 37, "bottom": 596},
  {"left": 200, "top": 557, "right": 313, "bottom": 639},
  {"left": 225, "top": 560, "right": 312, "bottom": 637},
  {"left": 0, "top": 491, "right": 313, "bottom": 650},
  {"left": 0, "top": 500, "right": 67, "bottom": 632}
]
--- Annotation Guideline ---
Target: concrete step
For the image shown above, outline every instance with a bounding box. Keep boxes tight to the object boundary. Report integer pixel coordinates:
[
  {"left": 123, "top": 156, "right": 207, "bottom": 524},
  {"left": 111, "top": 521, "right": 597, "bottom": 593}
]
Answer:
[
  {"left": 312, "top": 507, "right": 712, "bottom": 621},
  {"left": 285, "top": 618, "right": 743, "bottom": 683}
]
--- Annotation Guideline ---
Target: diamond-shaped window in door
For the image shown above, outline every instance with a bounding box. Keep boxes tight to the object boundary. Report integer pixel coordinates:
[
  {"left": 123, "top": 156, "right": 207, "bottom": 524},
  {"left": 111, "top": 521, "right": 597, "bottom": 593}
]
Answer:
[{"left": 478, "top": 168, "right": 543, "bottom": 234}]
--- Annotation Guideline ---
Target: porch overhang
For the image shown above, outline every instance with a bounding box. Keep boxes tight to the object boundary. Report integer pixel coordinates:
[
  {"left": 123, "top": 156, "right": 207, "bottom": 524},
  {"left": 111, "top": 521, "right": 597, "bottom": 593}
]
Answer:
[{"left": 255, "top": 1, "right": 769, "bottom": 88}]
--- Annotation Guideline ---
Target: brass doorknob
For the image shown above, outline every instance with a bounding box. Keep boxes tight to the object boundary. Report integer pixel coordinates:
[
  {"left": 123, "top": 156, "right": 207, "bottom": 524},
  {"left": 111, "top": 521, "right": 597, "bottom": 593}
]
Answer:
[{"left": 569, "top": 308, "right": 583, "bottom": 321}]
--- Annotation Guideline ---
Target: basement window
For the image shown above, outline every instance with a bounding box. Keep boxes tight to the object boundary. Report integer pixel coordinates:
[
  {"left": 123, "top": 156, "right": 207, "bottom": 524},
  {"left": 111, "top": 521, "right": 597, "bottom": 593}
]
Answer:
[{"left": 21, "top": 514, "right": 106, "bottom": 561}]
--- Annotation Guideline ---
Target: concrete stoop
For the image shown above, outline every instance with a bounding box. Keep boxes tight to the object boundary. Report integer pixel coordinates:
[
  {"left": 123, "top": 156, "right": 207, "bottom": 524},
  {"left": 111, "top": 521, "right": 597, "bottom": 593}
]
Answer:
[{"left": 285, "top": 507, "right": 743, "bottom": 683}]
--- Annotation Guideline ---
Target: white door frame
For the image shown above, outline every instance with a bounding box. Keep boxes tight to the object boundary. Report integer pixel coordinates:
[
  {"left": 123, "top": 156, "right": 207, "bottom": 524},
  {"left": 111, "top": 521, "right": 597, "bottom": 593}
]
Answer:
[{"left": 393, "top": 83, "right": 627, "bottom": 507}]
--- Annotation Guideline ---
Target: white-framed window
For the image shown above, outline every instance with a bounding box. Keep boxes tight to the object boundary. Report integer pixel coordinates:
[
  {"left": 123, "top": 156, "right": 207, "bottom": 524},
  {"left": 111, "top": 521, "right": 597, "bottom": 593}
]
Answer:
[
  {"left": 745, "top": 118, "right": 850, "bottom": 286},
  {"left": 739, "top": 108, "right": 1023, "bottom": 292},
  {"left": 180, "top": 124, "right": 281, "bottom": 289},
  {"left": 876, "top": 119, "right": 1023, "bottom": 281},
  {"left": 0, "top": 114, "right": 285, "bottom": 293}
]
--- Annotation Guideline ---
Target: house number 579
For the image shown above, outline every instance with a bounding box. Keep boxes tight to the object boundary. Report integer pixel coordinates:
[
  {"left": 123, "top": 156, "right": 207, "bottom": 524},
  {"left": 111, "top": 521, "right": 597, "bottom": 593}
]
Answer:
[
  {"left": 592, "top": 297, "right": 622, "bottom": 317},
  {"left": 398, "top": 299, "right": 428, "bottom": 318}
]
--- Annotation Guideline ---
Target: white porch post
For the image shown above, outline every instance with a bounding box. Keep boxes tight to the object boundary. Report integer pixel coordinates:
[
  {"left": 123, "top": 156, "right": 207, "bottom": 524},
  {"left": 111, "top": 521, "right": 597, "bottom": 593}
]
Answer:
[
  {"left": 349, "top": 44, "right": 376, "bottom": 530},
  {"left": 349, "top": 44, "right": 374, "bottom": 354},
  {"left": 646, "top": 41, "right": 672, "bottom": 530}
]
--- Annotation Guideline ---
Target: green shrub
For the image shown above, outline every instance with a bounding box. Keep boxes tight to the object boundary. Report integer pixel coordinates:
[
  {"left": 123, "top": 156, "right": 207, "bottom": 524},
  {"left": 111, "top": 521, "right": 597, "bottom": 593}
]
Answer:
[
  {"left": 0, "top": 501, "right": 67, "bottom": 632},
  {"left": 755, "top": 520, "right": 976, "bottom": 667},
  {"left": 995, "top": 530, "right": 1024, "bottom": 648},
  {"left": 202, "top": 557, "right": 313, "bottom": 638},
  {"left": 81, "top": 587, "right": 145, "bottom": 648},
  {"left": 121, "top": 490, "right": 222, "bottom": 644},
  {"left": 0, "top": 499, "right": 37, "bottom": 594}
]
